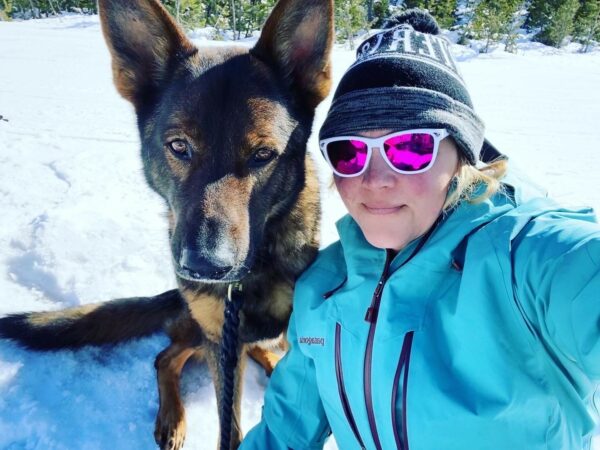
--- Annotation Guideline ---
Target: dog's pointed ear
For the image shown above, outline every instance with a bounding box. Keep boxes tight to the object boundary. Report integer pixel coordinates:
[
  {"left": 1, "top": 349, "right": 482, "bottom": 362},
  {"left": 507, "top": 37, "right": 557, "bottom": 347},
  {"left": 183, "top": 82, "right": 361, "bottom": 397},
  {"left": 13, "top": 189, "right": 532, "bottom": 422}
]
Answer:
[
  {"left": 253, "top": 0, "right": 334, "bottom": 109},
  {"left": 98, "top": 0, "right": 196, "bottom": 107}
]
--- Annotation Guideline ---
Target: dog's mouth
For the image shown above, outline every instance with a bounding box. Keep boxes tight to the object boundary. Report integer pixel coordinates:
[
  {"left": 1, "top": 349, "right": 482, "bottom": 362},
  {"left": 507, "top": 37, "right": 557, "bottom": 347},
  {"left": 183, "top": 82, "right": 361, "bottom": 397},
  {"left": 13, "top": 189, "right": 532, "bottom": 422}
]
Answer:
[{"left": 175, "top": 264, "right": 251, "bottom": 284}]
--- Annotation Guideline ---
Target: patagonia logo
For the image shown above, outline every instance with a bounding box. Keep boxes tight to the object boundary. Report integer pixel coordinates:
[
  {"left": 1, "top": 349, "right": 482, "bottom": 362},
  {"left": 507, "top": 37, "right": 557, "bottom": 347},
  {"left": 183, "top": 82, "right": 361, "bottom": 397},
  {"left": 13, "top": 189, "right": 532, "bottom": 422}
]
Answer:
[{"left": 298, "top": 336, "right": 325, "bottom": 346}]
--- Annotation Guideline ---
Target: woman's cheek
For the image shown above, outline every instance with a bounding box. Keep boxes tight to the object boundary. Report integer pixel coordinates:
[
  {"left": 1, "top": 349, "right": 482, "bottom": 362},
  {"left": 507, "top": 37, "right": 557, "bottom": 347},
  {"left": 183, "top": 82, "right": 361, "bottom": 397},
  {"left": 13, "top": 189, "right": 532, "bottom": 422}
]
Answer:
[
  {"left": 404, "top": 173, "right": 431, "bottom": 197},
  {"left": 335, "top": 177, "right": 357, "bottom": 205}
]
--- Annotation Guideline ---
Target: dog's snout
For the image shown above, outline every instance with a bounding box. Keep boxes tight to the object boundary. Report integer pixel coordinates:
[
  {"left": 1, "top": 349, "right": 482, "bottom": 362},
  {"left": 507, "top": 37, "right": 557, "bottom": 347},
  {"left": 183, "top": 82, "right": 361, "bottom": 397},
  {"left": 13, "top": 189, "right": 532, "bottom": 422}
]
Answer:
[{"left": 179, "top": 248, "right": 232, "bottom": 280}]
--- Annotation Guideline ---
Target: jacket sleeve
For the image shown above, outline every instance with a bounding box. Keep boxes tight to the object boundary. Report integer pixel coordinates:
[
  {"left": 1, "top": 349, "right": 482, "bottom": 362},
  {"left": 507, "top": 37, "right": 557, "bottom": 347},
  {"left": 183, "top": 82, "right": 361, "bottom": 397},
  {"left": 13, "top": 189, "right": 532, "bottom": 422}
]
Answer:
[
  {"left": 512, "top": 214, "right": 600, "bottom": 380},
  {"left": 240, "top": 309, "right": 331, "bottom": 450}
]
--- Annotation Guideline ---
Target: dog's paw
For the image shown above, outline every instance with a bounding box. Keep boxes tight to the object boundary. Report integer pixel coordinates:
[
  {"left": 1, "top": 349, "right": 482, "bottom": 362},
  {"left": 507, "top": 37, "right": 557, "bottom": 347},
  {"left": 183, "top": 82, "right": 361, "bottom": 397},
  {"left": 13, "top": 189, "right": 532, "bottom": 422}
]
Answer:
[
  {"left": 247, "top": 345, "right": 282, "bottom": 377},
  {"left": 154, "top": 407, "right": 187, "bottom": 450},
  {"left": 260, "top": 350, "right": 281, "bottom": 377}
]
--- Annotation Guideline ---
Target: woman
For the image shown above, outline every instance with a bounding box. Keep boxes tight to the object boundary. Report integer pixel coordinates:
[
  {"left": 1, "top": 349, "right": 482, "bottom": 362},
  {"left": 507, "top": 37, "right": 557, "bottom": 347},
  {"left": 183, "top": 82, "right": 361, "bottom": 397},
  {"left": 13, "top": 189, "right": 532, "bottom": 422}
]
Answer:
[{"left": 240, "top": 10, "right": 600, "bottom": 450}]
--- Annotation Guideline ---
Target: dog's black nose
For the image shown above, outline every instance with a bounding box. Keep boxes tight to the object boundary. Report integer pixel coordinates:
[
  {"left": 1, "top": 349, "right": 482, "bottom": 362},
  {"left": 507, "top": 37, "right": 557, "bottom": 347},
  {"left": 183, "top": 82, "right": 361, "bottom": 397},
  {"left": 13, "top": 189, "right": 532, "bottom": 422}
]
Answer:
[{"left": 179, "top": 248, "right": 231, "bottom": 280}]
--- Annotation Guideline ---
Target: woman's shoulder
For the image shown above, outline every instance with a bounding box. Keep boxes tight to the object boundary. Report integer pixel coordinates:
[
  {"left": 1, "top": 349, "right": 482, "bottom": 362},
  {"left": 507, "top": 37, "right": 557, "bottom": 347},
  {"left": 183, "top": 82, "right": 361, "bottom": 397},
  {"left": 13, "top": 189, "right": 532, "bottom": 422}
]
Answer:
[
  {"left": 510, "top": 199, "right": 600, "bottom": 266},
  {"left": 487, "top": 168, "right": 599, "bottom": 243},
  {"left": 484, "top": 180, "right": 600, "bottom": 267}
]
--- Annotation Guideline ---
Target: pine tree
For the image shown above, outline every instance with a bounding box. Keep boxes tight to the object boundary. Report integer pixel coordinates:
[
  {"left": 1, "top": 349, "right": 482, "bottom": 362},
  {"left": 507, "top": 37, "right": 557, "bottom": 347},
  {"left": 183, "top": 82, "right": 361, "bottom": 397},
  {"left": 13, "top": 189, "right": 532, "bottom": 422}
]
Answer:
[
  {"left": 503, "top": 2, "right": 526, "bottom": 53},
  {"left": 0, "top": 0, "right": 12, "bottom": 20},
  {"left": 526, "top": 0, "right": 556, "bottom": 29},
  {"left": 573, "top": 0, "right": 600, "bottom": 52},
  {"left": 367, "top": 0, "right": 374, "bottom": 22},
  {"left": 527, "top": 0, "right": 581, "bottom": 47},
  {"left": 372, "top": 0, "right": 390, "bottom": 28},
  {"left": 0, "top": 0, "right": 11, "bottom": 20},
  {"left": 230, "top": 0, "right": 238, "bottom": 39},
  {"left": 335, "top": 0, "right": 367, "bottom": 48},
  {"left": 238, "top": 0, "right": 276, "bottom": 38},
  {"left": 162, "top": 0, "right": 204, "bottom": 28},
  {"left": 202, "top": 0, "right": 219, "bottom": 27},
  {"left": 471, "top": 0, "right": 523, "bottom": 52},
  {"left": 454, "top": 0, "right": 479, "bottom": 45}
]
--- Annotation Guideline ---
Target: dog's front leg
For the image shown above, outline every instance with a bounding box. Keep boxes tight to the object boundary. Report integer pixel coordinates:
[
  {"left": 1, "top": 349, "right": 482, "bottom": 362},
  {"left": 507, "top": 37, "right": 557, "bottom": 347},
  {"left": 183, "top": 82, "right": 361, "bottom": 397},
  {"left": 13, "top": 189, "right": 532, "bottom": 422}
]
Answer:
[
  {"left": 154, "top": 342, "right": 199, "bottom": 450},
  {"left": 205, "top": 341, "right": 246, "bottom": 450}
]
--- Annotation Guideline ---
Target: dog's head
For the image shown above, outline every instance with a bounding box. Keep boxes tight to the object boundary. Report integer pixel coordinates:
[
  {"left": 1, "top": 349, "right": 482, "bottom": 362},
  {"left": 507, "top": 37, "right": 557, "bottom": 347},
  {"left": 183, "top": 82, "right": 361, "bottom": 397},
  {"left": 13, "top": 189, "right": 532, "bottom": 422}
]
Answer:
[{"left": 99, "top": 0, "right": 332, "bottom": 283}]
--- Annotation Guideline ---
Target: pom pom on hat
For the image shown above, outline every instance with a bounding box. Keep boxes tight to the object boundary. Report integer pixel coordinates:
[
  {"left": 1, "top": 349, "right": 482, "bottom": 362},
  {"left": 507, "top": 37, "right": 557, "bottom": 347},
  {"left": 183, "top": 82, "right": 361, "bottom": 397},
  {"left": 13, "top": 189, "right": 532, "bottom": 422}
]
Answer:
[{"left": 382, "top": 8, "right": 442, "bottom": 35}]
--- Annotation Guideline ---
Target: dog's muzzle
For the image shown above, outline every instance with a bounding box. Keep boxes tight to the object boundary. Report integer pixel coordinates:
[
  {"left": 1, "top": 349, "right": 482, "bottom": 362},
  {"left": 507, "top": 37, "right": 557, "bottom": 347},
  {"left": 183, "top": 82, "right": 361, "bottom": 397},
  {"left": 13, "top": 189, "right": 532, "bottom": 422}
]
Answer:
[{"left": 176, "top": 248, "right": 249, "bottom": 283}]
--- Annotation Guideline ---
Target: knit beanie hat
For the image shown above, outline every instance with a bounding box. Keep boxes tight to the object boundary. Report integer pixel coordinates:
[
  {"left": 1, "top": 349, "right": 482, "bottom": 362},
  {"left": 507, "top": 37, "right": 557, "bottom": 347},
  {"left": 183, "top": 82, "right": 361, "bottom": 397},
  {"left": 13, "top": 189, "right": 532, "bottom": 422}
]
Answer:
[{"left": 320, "top": 9, "right": 488, "bottom": 165}]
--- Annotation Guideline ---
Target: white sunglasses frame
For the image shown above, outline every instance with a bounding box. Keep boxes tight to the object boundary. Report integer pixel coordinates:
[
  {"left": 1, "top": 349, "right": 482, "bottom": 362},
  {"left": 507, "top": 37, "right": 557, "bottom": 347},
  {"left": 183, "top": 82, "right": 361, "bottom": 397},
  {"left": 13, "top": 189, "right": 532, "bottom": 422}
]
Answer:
[{"left": 319, "top": 128, "right": 450, "bottom": 177}]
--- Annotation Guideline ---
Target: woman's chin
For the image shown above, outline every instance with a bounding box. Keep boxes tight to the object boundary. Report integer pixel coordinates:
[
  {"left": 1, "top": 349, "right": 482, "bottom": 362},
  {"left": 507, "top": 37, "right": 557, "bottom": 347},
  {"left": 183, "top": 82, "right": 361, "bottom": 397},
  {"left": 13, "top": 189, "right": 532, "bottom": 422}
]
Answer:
[{"left": 364, "top": 232, "right": 411, "bottom": 251}]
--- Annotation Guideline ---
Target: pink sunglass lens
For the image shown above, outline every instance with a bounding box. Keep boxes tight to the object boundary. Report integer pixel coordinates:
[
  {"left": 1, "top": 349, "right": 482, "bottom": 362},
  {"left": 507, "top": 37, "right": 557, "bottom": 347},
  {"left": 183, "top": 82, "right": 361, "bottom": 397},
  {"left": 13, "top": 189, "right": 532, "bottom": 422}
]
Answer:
[
  {"left": 326, "top": 139, "right": 368, "bottom": 175},
  {"left": 384, "top": 133, "right": 435, "bottom": 172}
]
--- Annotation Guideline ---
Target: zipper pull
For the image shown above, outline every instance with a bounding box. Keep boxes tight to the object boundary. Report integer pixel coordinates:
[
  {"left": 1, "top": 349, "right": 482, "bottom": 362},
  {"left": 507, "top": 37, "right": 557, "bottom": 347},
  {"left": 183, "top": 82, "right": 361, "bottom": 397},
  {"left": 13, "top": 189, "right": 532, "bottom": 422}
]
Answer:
[
  {"left": 364, "top": 281, "right": 384, "bottom": 322},
  {"left": 374, "top": 280, "right": 384, "bottom": 296},
  {"left": 365, "top": 307, "right": 375, "bottom": 323},
  {"left": 365, "top": 303, "right": 380, "bottom": 323}
]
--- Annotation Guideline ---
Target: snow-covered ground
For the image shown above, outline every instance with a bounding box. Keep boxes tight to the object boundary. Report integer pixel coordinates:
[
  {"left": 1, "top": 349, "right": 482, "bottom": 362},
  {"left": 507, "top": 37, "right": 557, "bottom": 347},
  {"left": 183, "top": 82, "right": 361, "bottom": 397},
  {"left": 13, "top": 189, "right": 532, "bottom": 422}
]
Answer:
[{"left": 0, "top": 14, "right": 599, "bottom": 450}]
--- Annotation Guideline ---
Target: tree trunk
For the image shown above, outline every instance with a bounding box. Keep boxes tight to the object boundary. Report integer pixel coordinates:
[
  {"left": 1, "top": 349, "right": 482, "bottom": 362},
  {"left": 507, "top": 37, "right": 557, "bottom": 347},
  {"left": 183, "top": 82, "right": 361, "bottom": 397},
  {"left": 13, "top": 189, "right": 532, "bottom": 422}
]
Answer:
[
  {"left": 230, "top": 0, "right": 237, "bottom": 40},
  {"left": 47, "top": 0, "right": 58, "bottom": 16},
  {"left": 28, "top": 0, "right": 38, "bottom": 18},
  {"left": 588, "top": 8, "right": 600, "bottom": 52}
]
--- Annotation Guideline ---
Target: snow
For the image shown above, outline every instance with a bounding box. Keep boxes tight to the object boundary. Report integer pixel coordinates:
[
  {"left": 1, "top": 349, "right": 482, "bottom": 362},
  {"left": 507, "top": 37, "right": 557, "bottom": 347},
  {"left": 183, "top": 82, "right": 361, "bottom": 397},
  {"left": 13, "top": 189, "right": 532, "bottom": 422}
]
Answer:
[{"left": 1, "top": 15, "right": 599, "bottom": 450}]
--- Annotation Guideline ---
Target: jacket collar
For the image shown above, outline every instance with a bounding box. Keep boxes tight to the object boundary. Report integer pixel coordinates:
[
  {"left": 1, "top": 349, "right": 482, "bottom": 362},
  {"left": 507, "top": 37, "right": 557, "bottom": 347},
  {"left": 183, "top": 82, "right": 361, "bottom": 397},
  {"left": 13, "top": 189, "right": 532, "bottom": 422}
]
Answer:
[{"left": 334, "top": 189, "right": 517, "bottom": 280}]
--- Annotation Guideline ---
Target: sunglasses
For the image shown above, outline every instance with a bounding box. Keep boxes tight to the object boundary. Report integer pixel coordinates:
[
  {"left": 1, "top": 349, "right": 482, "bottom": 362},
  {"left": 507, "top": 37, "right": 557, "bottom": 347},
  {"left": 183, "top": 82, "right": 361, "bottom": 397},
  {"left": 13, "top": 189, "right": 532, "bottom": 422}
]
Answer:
[{"left": 319, "top": 129, "right": 450, "bottom": 177}]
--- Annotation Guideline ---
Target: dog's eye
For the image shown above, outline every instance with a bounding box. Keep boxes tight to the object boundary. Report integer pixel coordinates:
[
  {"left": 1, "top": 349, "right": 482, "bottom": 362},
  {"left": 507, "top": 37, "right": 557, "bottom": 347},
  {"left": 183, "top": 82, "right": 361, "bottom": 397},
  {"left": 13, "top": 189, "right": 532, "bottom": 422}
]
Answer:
[
  {"left": 167, "top": 139, "right": 192, "bottom": 160},
  {"left": 251, "top": 148, "right": 276, "bottom": 166}
]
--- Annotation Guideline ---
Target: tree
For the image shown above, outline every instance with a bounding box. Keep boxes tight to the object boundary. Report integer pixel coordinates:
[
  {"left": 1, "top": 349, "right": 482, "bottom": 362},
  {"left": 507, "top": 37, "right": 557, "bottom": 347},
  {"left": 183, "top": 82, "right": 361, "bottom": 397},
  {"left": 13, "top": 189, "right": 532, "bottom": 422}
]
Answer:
[
  {"left": 237, "top": 0, "right": 277, "bottom": 38},
  {"left": 471, "top": 0, "right": 523, "bottom": 52},
  {"left": 335, "top": 0, "right": 367, "bottom": 48},
  {"left": 573, "top": 0, "right": 600, "bottom": 52},
  {"left": 6, "top": 0, "right": 97, "bottom": 17},
  {"left": 230, "top": 0, "right": 237, "bottom": 38},
  {"left": 527, "top": 0, "right": 581, "bottom": 47},
  {"left": 1, "top": 0, "right": 13, "bottom": 20},
  {"left": 162, "top": 0, "right": 205, "bottom": 28},
  {"left": 503, "top": 4, "right": 526, "bottom": 53},
  {"left": 372, "top": 0, "right": 390, "bottom": 28},
  {"left": 455, "top": 0, "right": 479, "bottom": 45}
]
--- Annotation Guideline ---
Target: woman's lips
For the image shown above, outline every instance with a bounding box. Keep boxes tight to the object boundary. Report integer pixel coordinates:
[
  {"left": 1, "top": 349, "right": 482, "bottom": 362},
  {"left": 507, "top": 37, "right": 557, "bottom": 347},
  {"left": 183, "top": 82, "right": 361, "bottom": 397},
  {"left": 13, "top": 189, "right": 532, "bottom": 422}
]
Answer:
[{"left": 362, "top": 204, "right": 405, "bottom": 215}]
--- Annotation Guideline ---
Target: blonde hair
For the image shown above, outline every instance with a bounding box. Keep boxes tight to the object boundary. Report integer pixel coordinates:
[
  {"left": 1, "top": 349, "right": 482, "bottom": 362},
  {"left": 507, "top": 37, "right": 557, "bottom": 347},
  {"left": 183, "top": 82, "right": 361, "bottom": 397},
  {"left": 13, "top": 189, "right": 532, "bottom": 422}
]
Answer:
[{"left": 443, "top": 156, "right": 508, "bottom": 210}]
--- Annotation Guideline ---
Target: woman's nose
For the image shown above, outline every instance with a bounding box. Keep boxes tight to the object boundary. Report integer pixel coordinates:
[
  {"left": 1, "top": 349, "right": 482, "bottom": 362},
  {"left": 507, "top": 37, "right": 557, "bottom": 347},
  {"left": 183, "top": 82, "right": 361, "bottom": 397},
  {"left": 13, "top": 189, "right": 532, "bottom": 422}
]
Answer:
[{"left": 362, "top": 147, "right": 397, "bottom": 188}]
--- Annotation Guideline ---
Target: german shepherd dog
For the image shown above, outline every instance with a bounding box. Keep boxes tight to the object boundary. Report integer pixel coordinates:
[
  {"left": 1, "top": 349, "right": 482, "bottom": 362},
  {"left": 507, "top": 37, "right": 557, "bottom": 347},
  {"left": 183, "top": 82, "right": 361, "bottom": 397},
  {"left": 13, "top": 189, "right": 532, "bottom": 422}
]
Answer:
[{"left": 0, "top": 0, "right": 333, "bottom": 448}]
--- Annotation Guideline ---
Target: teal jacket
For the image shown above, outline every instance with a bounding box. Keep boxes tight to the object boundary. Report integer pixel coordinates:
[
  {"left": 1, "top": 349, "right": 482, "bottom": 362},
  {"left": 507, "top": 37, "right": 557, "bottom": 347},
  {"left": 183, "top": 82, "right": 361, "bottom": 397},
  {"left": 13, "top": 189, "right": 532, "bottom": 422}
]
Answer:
[{"left": 241, "top": 181, "right": 600, "bottom": 450}]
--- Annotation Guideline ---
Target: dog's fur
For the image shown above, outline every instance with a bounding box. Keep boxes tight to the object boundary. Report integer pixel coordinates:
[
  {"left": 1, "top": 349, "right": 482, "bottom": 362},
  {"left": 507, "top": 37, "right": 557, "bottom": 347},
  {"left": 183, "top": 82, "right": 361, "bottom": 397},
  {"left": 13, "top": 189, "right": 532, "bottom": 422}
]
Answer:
[{"left": 0, "top": 0, "right": 333, "bottom": 448}]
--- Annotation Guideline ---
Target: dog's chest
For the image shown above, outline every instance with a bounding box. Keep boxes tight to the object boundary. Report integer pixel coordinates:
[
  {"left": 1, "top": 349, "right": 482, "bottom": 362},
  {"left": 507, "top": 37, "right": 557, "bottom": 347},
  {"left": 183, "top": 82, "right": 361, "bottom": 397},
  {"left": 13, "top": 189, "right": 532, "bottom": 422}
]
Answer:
[{"left": 184, "top": 291, "right": 225, "bottom": 343}]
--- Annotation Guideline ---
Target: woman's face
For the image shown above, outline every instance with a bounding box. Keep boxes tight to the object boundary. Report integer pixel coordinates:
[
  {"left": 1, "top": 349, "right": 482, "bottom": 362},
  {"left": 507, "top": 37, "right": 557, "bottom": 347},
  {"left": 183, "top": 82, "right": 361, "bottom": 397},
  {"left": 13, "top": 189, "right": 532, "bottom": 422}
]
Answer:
[{"left": 334, "top": 129, "right": 459, "bottom": 251}]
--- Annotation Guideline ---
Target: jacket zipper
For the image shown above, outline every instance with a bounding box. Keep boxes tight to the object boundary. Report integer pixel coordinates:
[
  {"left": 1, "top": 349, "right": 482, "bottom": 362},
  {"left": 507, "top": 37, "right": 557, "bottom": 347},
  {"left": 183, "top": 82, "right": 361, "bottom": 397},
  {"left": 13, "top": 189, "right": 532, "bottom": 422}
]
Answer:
[
  {"left": 391, "top": 331, "right": 414, "bottom": 450},
  {"left": 363, "top": 250, "right": 393, "bottom": 450},
  {"left": 358, "top": 219, "right": 439, "bottom": 449},
  {"left": 335, "top": 323, "right": 366, "bottom": 450}
]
